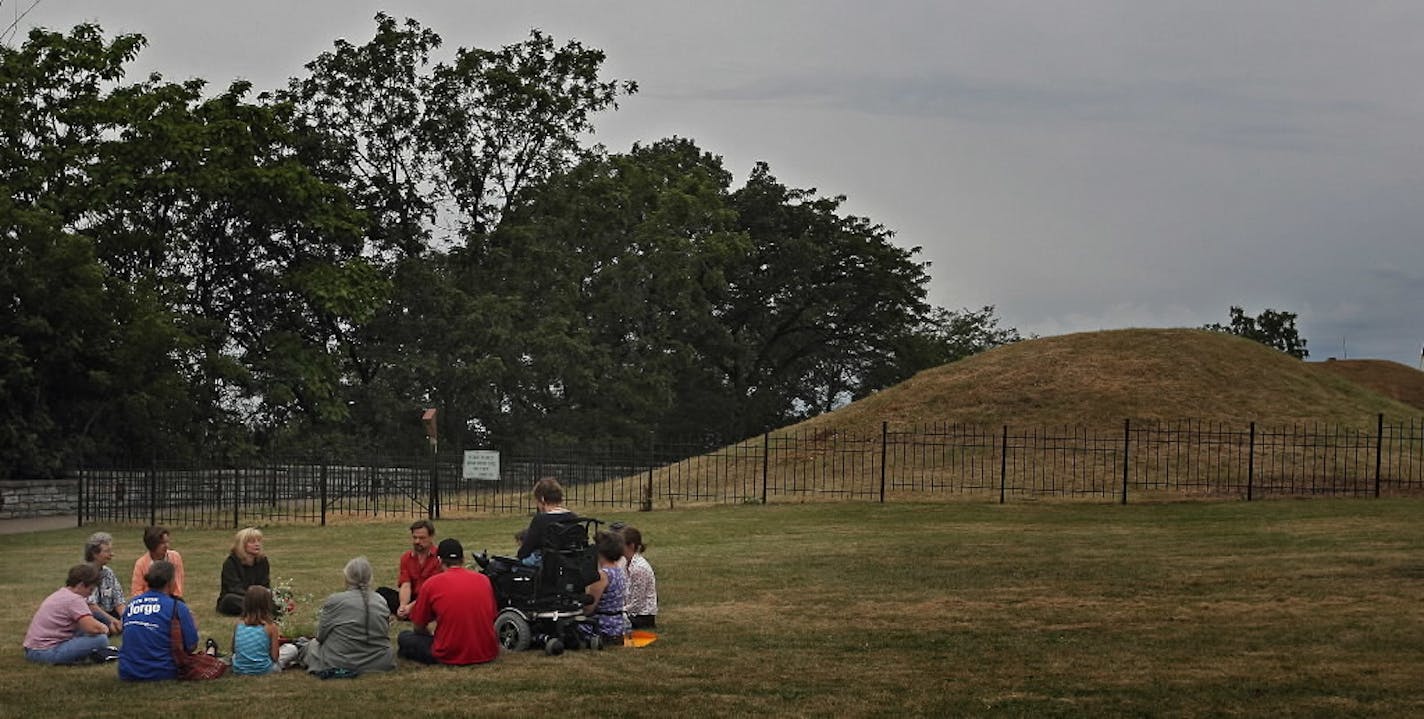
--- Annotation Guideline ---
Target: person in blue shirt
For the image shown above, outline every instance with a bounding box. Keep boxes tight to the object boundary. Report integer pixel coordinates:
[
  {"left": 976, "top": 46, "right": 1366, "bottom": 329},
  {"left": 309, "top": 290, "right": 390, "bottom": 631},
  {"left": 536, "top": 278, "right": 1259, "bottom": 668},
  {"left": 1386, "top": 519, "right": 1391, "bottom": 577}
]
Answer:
[
  {"left": 231, "top": 585, "right": 298, "bottom": 674},
  {"left": 118, "top": 560, "right": 197, "bottom": 681}
]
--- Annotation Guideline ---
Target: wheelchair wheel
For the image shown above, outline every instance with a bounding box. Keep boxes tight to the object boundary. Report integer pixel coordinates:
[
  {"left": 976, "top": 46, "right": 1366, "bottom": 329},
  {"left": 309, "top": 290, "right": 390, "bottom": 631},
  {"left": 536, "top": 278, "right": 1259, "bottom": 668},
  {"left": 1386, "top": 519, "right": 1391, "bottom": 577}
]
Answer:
[
  {"left": 545, "top": 638, "right": 565, "bottom": 656},
  {"left": 494, "top": 610, "right": 532, "bottom": 652}
]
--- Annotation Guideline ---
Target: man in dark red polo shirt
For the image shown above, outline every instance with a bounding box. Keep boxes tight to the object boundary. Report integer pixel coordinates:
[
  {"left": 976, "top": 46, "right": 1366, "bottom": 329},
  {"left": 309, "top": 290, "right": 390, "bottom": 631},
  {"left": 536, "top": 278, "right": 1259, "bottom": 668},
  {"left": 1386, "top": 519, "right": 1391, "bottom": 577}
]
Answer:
[
  {"left": 396, "top": 538, "right": 498, "bottom": 665},
  {"left": 376, "top": 520, "right": 442, "bottom": 619}
]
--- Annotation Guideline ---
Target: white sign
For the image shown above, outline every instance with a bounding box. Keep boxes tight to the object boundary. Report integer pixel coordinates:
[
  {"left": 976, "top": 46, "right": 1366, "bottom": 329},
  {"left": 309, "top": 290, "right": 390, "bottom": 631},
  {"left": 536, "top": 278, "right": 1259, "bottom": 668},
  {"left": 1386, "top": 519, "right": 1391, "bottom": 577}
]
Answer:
[{"left": 462, "top": 450, "right": 500, "bottom": 481}]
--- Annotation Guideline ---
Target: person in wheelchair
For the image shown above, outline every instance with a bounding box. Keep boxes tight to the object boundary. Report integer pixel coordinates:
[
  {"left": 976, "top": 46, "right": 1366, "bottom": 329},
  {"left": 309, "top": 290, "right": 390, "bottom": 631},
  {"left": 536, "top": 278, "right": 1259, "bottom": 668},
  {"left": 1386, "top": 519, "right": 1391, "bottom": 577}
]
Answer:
[
  {"left": 476, "top": 500, "right": 605, "bottom": 654},
  {"left": 480, "top": 515, "right": 599, "bottom": 612},
  {"left": 517, "top": 477, "right": 578, "bottom": 567}
]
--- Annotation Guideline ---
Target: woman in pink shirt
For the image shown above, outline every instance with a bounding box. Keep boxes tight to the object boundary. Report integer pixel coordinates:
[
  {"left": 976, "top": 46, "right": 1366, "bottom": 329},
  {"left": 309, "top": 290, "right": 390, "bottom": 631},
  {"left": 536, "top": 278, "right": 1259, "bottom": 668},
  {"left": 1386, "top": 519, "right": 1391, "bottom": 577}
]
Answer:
[{"left": 24, "top": 564, "right": 113, "bottom": 664}]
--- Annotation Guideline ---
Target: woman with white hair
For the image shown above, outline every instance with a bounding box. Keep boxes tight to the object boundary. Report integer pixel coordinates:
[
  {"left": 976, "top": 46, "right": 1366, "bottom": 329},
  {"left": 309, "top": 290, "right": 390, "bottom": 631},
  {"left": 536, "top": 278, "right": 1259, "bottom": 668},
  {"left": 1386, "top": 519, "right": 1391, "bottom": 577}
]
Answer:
[
  {"left": 300, "top": 557, "right": 395, "bottom": 676},
  {"left": 83, "top": 531, "right": 126, "bottom": 634},
  {"left": 217, "top": 527, "right": 271, "bottom": 616}
]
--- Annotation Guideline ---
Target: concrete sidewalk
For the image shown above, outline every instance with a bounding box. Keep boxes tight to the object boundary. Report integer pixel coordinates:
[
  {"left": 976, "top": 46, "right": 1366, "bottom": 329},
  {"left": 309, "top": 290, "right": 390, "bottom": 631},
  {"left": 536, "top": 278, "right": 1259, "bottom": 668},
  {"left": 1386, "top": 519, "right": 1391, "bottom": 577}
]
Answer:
[{"left": 0, "top": 515, "right": 79, "bottom": 535}]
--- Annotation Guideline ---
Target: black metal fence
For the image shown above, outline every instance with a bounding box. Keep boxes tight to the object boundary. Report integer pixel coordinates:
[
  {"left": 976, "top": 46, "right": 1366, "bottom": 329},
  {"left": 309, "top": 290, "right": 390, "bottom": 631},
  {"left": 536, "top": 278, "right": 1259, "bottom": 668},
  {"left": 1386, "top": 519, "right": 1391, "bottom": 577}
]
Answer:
[{"left": 76, "top": 415, "right": 1424, "bottom": 527}]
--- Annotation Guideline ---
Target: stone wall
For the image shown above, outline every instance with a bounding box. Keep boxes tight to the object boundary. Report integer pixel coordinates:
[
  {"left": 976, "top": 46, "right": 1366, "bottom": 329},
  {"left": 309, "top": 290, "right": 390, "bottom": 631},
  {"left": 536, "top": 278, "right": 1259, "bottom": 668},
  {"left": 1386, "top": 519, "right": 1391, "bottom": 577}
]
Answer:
[{"left": 0, "top": 479, "right": 79, "bottom": 519}]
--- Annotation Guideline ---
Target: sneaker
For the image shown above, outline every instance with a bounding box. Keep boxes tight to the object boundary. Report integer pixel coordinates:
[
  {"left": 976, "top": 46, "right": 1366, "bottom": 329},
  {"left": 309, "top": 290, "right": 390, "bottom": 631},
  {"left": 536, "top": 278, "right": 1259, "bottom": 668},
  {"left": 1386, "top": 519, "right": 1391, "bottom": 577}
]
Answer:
[
  {"left": 204, "top": 638, "right": 219, "bottom": 657},
  {"left": 91, "top": 646, "right": 120, "bottom": 663}
]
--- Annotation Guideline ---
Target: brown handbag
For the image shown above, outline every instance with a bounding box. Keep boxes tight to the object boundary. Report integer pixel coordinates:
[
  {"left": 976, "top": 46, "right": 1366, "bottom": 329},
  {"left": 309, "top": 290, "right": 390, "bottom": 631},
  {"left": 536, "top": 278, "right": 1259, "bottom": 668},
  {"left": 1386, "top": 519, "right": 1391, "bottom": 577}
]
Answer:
[{"left": 170, "top": 611, "right": 227, "bottom": 680}]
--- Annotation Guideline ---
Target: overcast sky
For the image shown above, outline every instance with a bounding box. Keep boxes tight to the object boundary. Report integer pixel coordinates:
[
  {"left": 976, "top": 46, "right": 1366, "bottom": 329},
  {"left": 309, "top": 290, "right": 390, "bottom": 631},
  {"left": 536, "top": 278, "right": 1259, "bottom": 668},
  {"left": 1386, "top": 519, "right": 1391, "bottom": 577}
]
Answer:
[{"left": 9, "top": 1, "right": 1423, "bottom": 367}]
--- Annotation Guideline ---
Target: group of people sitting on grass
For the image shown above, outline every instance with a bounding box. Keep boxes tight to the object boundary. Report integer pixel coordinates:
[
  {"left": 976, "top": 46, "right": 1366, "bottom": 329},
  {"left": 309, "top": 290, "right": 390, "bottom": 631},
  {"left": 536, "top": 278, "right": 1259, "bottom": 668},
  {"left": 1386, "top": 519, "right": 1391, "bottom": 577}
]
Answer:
[{"left": 21, "top": 478, "right": 658, "bottom": 680}]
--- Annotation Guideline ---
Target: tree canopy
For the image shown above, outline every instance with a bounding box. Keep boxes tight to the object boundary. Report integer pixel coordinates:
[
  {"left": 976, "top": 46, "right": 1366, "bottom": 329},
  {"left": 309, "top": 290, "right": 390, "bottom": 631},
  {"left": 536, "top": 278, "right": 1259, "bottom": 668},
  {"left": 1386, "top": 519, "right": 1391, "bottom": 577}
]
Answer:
[
  {"left": 1204, "top": 306, "right": 1309, "bottom": 359},
  {"left": 0, "top": 17, "right": 1019, "bottom": 477}
]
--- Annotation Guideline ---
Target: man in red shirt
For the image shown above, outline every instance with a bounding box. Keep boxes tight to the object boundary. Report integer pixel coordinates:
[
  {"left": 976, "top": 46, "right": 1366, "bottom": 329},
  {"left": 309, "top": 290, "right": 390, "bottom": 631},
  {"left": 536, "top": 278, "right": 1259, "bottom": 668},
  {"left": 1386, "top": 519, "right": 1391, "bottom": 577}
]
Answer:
[
  {"left": 396, "top": 538, "right": 499, "bottom": 665},
  {"left": 377, "top": 520, "right": 442, "bottom": 619}
]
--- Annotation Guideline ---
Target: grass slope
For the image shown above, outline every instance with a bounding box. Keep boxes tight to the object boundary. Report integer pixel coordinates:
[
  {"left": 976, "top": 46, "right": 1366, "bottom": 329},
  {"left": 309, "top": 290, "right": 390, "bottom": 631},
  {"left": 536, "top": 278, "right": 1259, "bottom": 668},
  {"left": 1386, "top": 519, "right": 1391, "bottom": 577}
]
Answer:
[
  {"left": 1312, "top": 358, "right": 1424, "bottom": 412},
  {"left": 806, "top": 328, "right": 1420, "bottom": 433}
]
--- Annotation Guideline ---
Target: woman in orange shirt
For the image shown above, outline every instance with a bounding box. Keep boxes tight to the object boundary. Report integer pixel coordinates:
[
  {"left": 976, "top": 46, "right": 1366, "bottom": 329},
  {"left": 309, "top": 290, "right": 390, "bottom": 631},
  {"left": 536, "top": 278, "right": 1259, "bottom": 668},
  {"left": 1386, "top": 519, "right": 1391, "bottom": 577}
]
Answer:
[{"left": 130, "top": 526, "right": 185, "bottom": 601}]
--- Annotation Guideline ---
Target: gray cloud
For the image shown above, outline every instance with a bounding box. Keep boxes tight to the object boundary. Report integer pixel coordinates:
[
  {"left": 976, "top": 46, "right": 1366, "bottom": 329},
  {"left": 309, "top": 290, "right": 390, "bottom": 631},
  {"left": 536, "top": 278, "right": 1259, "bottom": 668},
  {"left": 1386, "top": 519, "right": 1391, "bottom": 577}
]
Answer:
[
  {"left": 685, "top": 68, "right": 1390, "bottom": 157},
  {"left": 17, "top": 0, "right": 1424, "bottom": 367}
]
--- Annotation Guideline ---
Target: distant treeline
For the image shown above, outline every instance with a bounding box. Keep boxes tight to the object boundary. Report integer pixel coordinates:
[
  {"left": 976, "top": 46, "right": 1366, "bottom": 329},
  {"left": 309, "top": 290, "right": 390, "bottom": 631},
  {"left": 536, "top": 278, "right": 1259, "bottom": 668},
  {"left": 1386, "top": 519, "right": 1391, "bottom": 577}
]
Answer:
[{"left": 0, "top": 15, "right": 1018, "bottom": 478}]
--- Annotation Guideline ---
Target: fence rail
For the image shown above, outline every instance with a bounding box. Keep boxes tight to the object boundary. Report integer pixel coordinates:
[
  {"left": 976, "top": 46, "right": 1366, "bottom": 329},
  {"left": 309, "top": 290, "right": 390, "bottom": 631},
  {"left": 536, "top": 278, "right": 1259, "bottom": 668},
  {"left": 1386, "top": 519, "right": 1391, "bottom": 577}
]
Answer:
[{"left": 75, "top": 415, "right": 1424, "bottom": 527}]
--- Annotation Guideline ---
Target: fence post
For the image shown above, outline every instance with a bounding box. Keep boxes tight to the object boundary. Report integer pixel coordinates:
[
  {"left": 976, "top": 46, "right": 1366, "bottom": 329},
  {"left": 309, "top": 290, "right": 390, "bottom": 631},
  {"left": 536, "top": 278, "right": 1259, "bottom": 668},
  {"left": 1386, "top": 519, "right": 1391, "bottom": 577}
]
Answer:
[
  {"left": 429, "top": 446, "right": 440, "bottom": 520},
  {"left": 761, "top": 432, "right": 770, "bottom": 505},
  {"left": 1247, "top": 422, "right": 1256, "bottom": 501},
  {"left": 1375, "top": 413, "right": 1384, "bottom": 498},
  {"left": 643, "top": 436, "right": 655, "bottom": 512},
  {"left": 999, "top": 425, "right": 1008, "bottom": 504},
  {"left": 1121, "top": 419, "right": 1130, "bottom": 506},
  {"left": 879, "top": 422, "right": 888, "bottom": 504},
  {"left": 147, "top": 457, "right": 157, "bottom": 527},
  {"left": 319, "top": 458, "right": 328, "bottom": 527},
  {"left": 233, "top": 467, "right": 240, "bottom": 529}
]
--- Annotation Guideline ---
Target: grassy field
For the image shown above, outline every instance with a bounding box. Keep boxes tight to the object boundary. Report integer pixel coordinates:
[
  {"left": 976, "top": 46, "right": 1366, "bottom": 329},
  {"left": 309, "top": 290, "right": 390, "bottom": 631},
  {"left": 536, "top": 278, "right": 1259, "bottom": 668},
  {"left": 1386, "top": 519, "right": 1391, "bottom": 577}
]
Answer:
[{"left": 3, "top": 500, "right": 1423, "bottom": 718}]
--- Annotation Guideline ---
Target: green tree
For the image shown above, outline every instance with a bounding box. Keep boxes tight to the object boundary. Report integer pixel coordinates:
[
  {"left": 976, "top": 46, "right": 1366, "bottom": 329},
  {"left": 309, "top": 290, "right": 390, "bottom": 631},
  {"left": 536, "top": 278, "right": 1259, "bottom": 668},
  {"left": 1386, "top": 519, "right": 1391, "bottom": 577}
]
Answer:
[
  {"left": 426, "top": 27, "right": 636, "bottom": 238},
  {"left": 279, "top": 13, "right": 439, "bottom": 260},
  {"left": 0, "top": 215, "right": 114, "bottom": 475},
  {"left": 1204, "top": 306, "right": 1309, "bottom": 359},
  {"left": 711, "top": 163, "right": 934, "bottom": 436},
  {"left": 491, "top": 141, "right": 1023, "bottom": 449},
  {"left": 1, "top": 23, "right": 379, "bottom": 473},
  {"left": 480, "top": 137, "right": 741, "bottom": 448},
  {"left": 90, "top": 78, "right": 377, "bottom": 439},
  {"left": 277, "top": 14, "right": 637, "bottom": 452},
  {"left": 0, "top": 25, "right": 172, "bottom": 474},
  {"left": 2, "top": 18, "right": 1021, "bottom": 468}
]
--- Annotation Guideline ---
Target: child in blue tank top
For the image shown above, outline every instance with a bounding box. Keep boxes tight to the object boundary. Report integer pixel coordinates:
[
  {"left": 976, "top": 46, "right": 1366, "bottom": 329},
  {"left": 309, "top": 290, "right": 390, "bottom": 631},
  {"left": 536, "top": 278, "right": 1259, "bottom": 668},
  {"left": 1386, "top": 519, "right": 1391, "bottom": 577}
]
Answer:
[{"left": 231, "top": 585, "right": 296, "bottom": 674}]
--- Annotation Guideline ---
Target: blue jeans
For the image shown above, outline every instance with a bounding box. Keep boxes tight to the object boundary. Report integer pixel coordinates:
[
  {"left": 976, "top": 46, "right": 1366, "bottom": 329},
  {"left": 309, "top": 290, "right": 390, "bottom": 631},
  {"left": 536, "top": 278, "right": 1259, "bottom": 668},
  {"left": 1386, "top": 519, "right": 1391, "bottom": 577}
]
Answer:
[{"left": 24, "top": 632, "right": 108, "bottom": 665}]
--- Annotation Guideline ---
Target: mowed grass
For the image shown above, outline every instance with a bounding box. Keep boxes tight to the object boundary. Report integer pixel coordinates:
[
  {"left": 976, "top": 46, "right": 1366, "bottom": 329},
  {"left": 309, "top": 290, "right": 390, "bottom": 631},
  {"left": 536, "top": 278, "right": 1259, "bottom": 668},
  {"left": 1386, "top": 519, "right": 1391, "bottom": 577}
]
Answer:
[{"left": 2, "top": 500, "right": 1424, "bottom": 718}]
